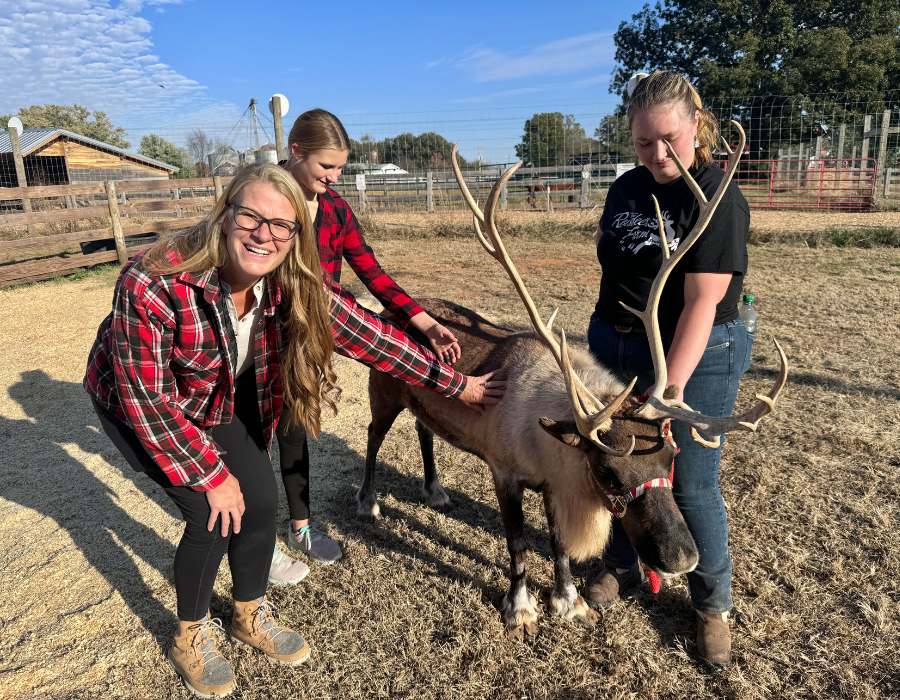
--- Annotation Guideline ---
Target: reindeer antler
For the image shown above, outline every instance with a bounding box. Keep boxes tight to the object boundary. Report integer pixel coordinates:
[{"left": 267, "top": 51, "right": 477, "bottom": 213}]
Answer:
[
  {"left": 450, "top": 146, "right": 635, "bottom": 456},
  {"left": 622, "top": 121, "right": 789, "bottom": 446}
]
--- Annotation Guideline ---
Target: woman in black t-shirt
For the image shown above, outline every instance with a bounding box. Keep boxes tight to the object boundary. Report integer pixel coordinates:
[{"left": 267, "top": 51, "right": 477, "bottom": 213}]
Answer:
[{"left": 585, "top": 71, "right": 752, "bottom": 668}]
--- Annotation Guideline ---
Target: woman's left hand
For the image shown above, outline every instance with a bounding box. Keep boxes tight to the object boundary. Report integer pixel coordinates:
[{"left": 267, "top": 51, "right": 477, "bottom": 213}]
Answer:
[{"left": 425, "top": 322, "right": 462, "bottom": 364}]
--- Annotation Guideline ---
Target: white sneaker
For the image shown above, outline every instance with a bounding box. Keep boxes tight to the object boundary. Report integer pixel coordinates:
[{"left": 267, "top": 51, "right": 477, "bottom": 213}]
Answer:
[{"left": 268, "top": 546, "right": 310, "bottom": 587}]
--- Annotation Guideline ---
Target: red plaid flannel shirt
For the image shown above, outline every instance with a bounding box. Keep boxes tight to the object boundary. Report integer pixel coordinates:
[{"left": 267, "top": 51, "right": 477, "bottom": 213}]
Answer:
[
  {"left": 84, "top": 254, "right": 282, "bottom": 492},
  {"left": 317, "top": 188, "right": 424, "bottom": 320},
  {"left": 85, "top": 254, "right": 465, "bottom": 492}
]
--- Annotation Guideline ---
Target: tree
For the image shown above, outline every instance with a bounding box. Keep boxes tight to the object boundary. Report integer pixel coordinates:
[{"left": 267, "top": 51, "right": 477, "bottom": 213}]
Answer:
[
  {"left": 515, "top": 113, "right": 597, "bottom": 167},
  {"left": 612, "top": 1, "right": 899, "bottom": 99},
  {"left": 0, "top": 104, "right": 129, "bottom": 148},
  {"left": 139, "top": 134, "right": 190, "bottom": 175},
  {"left": 593, "top": 112, "right": 634, "bottom": 163},
  {"left": 515, "top": 113, "right": 565, "bottom": 166},
  {"left": 612, "top": 1, "right": 900, "bottom": 158},
  {"left": 185, "top": 129, "right": 225, "bottom": 176},
  {"left": 347, "top": 131, "right": 469, "bottom": 170}
]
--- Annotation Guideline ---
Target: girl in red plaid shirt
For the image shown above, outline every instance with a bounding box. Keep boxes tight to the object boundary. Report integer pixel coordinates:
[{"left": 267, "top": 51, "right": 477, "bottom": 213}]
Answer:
[
  {"left": 270, "top": 109, "right": 482, "bottom": 573},
  {"left": 85, "top": 164, "right": 498, "bottom": 697}
]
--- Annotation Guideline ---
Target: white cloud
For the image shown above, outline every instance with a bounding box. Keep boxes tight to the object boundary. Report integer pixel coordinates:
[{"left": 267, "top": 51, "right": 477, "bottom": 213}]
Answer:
[
  {"left": 451, "top": 32, "right": 616, "bottom": 82},
  {"left": 0, "top": 0, "right": 243, "bottom": 148}
]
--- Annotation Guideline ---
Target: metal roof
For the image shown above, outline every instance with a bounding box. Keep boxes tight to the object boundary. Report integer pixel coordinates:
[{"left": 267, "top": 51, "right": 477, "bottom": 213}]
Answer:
[{"left": 0, "top": 128, "right": 178, "bottom": 172}]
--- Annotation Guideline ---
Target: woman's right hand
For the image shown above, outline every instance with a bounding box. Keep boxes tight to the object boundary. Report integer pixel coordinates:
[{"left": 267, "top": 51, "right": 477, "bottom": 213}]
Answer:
[
  {"left": 206, "top": 474, "right": 245, "bottom": 536},
  {"left": 458, "top": 371, "right": 506, "bottom": 410}
]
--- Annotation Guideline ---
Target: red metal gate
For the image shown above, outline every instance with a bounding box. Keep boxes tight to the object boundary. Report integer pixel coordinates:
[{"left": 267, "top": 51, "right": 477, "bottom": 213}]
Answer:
[{"left": 715, "top": 158, "right": 877, "bottom": 211}]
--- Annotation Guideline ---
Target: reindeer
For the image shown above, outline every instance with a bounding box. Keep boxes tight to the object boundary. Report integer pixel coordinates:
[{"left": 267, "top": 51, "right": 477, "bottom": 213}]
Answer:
[{"left": 356, "top": 122, "right": 788, "bottom": 637}]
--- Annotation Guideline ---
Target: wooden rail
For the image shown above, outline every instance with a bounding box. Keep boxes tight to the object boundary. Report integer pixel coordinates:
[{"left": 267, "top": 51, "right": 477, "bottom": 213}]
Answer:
[
  {"left": 0, "top": 159, "right": 891, "bottom": 288},
  {"left": 0, "top": 176, "right": 228, "bottom": 287}
]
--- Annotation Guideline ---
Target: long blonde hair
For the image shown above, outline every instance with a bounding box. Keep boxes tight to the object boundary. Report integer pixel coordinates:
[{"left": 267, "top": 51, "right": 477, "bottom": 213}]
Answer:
[
  {"left": 287, "top": 108, "right": 351, "bottom": 156},
  {"left": 626, "top": 71, "right": 719, "bottom": 167},
  {"left": 143, "top": 164, "right": 339, "bottom": 435}
]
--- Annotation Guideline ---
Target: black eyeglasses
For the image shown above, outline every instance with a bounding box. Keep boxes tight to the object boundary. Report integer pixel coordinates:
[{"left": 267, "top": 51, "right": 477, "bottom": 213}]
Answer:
[{"left": 230, "top": 204, "right": 299, "bottom": 241}]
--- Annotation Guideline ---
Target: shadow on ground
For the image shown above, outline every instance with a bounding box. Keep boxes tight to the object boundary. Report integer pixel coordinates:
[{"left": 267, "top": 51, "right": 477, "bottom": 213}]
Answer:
[{"left": 2, "top": 370, "right": 182, "bottom": 645}]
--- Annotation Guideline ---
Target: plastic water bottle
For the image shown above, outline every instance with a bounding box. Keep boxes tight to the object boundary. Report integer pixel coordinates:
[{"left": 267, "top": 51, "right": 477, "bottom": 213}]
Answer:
[{"left": 739, "top": 293, "right": 758, "bottom": 335}]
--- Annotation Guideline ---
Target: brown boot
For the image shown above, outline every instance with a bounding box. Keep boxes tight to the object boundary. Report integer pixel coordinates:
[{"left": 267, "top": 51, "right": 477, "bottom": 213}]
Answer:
[
  {"left": 231, "top": 597, "right": 310, "bottom": 665},
  {"left": 584, "top": 564, "right": 642, "bottom": 609},
  {"left": 167, "top": 616, "right": 236, "bottom": 698},
  {"left": 696, "top": 610, "right": 732, "bottom": 668}
]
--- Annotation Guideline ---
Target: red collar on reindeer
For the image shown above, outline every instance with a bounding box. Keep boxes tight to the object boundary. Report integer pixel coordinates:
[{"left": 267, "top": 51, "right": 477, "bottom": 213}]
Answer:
[{"left": 603, "top": 419, "right": 679, "bottom": 519}]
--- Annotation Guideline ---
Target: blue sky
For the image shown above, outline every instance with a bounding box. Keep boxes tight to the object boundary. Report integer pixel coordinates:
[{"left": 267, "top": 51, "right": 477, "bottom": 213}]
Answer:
[{"left": 0, "top": 0, "right": 649, "bottom": 163}]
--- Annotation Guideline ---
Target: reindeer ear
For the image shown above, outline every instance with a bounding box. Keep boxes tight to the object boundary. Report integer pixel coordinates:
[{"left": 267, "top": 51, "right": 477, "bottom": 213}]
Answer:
[{"left": 538, "top": 417, "right": 584, "bottom": 448}]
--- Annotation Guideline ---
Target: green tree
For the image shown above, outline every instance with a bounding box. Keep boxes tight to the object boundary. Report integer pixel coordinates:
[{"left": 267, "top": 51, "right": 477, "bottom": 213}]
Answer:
[
  {"left": 612, "top": 0, "right": 899, "bottom": 98},
  {"left": 139, "top": 134, "right": 189, "bottom": 175},
  {"left": 593, "top": 113, "right": 634, "bottom": 163},
  {"left": 515, "top": 113, "right": 596, "bottom": 166},
  {"left": 515, "top": 112, "right": 566, "bottom": 166},
  {"left": 1, "top": 104, "right": 130, "bottom": 148},
  {"left": 347, "top": 131, "right": 468, "bottom": 170},
  {"left": 612, "top": 1, "right": 900, "bottom": 158}
]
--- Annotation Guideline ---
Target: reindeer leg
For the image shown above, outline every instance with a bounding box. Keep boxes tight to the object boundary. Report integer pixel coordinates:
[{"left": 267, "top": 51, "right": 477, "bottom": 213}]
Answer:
[
  {"left": 543, "top": 491, "right": 598, "bottom": 625},
  {"left": 416, "top": 420, "right": 450, "bottom": 508},
  {"left": 493, "top": 476, "right": 539, "bottom": 639},
  {"left": 357, "top": 377, "right": 404, "bottom": 519}
]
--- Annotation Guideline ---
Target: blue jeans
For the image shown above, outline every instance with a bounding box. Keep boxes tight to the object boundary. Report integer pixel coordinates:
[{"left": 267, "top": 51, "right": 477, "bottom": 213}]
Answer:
[{"left": 587, "top": 316, "right": 753, "bottom": 613}]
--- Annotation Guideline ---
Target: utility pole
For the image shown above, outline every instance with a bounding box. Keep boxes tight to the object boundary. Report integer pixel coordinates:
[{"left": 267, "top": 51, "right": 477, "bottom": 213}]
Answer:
[
  {"left": 7, "top": 118, "right": 31, "bottom": 214},
  {"left": 269, "top": 93, "right": 289, "bottom": 162}
]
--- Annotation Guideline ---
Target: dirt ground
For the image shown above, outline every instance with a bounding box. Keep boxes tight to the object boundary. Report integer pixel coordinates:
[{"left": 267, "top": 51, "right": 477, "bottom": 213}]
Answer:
[{"left": 0, "top": 219, "right": 898, "bottom": 699}]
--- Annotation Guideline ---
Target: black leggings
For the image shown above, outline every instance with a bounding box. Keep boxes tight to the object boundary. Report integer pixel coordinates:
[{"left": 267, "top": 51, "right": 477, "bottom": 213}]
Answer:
[
  {"left": 277, "top": 411, "right": 310, "bottom": 522},
  {"left": 93, "top": 370, "right": 276, "bottom": 621}
]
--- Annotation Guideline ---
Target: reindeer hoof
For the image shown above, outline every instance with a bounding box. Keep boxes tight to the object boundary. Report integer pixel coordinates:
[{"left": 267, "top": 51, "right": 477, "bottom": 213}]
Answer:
[
  {"left": 504, "top": 619, "right": 539, "bottom": 640},
  {"left": 423, "top": 484, "right": 450, "bottom": 508},
  {"left": 356, "top": 494, "right": 381, "bottom": 519},
  {"left": 549, "top": 593, "right": 599, "bottom": 624},
  {"left": 502, "top": 591, "right": 540, "bottom": 639}
]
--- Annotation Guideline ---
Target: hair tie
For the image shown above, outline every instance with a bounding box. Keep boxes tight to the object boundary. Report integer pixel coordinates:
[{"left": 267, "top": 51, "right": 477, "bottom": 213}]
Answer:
[{"left": 625, "top": 72, "right": 649, "bottom": 99}]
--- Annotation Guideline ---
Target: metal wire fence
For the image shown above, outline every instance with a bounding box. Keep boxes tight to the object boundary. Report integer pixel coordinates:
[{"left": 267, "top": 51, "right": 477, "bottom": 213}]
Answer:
[{"left": 2, "top": 92, "right": 899, "bottom": 213}]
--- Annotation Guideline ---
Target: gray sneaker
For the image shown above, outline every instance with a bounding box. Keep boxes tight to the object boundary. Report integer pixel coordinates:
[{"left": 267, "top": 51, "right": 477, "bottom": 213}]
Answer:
[
  {"left": 268, "top": 546, "right": 310, "bottom": 587},
  {"left": 287, "top": 523, "right": 343, "bottom": 564}
]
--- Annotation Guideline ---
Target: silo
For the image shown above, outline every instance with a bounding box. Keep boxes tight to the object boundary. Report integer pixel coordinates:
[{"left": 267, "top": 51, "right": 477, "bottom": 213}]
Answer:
[{"left": 255, "top": 144, "right": 278, "bottom": 165}]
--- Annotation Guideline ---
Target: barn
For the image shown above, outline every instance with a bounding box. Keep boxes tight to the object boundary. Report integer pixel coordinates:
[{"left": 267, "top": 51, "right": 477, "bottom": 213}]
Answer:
[{"left": 0, "top": 128, "right": 177, "bottom": 188}]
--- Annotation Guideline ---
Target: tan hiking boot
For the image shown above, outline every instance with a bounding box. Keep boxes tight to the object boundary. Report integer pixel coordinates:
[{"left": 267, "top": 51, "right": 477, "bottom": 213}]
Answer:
[
  {"left": 231, "top": 597, "right": 310, "bottom": 665},
  {"left": 167, "top": 616, "right": 236, "bottom": 698},
  {"left": 584, "top": 564, "right": 642, "bottom": 609},
  {"left": 696, "top": 610, "right": 732, "bottom": 668}
]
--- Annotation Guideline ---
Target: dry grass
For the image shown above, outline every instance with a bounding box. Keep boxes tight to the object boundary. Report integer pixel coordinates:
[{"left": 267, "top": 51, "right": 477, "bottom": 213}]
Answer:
[{"left": 0, "top": 215, "right": 898, "bottom": 699}]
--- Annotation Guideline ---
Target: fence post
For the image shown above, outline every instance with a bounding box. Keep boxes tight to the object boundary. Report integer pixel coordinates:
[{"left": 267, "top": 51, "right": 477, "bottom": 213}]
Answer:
[
  {"left": 875, "top": 109, "right": 891, "bottom": 203},
  {"left": 580, "top": 169, "right": 590, "bottom": 208},
  {"left": 768, "top": 159, "right": 776, "bottom": 207},
  {"left": 885, "top": 168, "right": 894, "bottom": 198},
  {"left": 213, "top": 176, "right": 224, "bottom": 199},
  {"left": 7, "top": 126, "right": 31, "bottom": 216},
  {"left": 426, "top": 170, "right": 434, "bottom": 213},
  {"left": 837, "top": 124, "right": 846, "bottom": 162},
  {"left": 104, "top": 180, "right": 128, "bottom": 266},
  {"left": 500, "top": 181, "right": 508, "bottom": 210},
  {"left": 544, "top": 183, "right": 551, "bottom": 211}
]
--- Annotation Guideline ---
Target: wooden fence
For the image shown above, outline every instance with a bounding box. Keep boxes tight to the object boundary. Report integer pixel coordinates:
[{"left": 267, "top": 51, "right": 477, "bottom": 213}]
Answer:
[
  {"left": 883, "top": 167, "right": 900, "bottom": 207},
  {"left": 1, "top": 160, "right": 897, "bottom": 288},
  {"left": 0, "top": 176, "right": 230, "bottom": 287},
  {"left": 335, "top": 164, "right": 618, "bottom": 213},
  {"left": 0, "top": 166, "right": 615, "bottom": 288}
]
